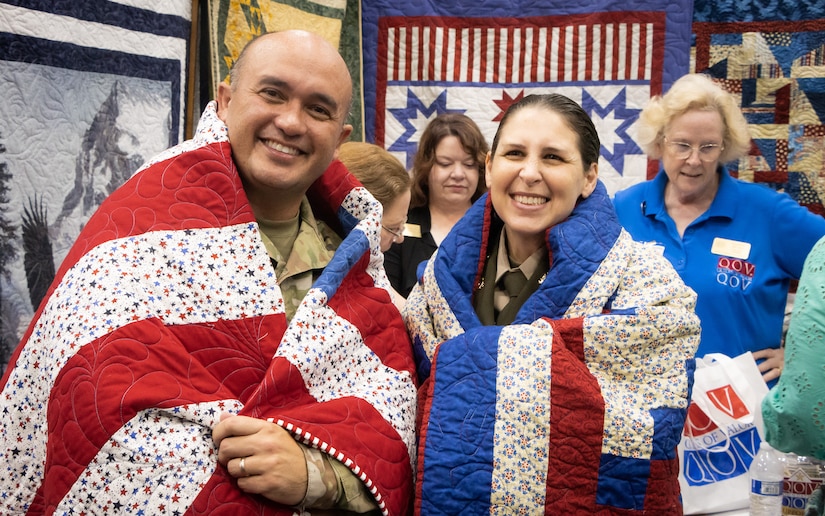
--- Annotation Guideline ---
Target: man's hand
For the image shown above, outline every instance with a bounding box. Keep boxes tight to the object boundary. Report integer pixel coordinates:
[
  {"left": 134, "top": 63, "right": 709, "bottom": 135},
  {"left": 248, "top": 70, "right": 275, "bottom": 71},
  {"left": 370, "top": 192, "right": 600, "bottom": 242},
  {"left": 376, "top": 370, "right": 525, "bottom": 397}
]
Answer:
[
  {"left": 213, "top": 413, "right": 308, "bottom": 505},
  {"left": 752, "top": 347, "right": 785, "bottom": 384}
]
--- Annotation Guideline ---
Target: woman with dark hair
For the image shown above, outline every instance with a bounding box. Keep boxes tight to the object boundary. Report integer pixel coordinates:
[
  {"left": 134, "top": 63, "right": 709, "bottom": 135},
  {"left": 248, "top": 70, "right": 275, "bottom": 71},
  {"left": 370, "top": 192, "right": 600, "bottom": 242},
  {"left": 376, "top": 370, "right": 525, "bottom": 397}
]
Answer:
[
  {"left": 384, "top": 113, "right": 488, "bottom": 298},
  {"left": 405, "top": 94, "right": 700, "bottom": 514}
]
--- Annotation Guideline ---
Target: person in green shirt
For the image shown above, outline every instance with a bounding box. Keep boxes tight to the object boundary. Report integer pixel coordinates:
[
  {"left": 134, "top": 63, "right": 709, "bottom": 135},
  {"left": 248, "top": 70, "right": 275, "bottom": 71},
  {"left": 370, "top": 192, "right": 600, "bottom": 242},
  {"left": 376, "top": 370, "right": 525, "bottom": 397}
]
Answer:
[{"left": 763, "top": 234, "right": 825, "bottom": 462}]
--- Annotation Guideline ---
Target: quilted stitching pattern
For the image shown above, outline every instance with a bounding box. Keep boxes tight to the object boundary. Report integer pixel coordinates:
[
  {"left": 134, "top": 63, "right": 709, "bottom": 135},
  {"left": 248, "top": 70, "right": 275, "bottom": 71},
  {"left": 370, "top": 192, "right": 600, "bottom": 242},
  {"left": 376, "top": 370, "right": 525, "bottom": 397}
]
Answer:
[
  {"left": 406, "top": 182, "right": 700, "bottom": 514},
  {"left": 0, "top": 104, "right": 417, "bottom": 515}
]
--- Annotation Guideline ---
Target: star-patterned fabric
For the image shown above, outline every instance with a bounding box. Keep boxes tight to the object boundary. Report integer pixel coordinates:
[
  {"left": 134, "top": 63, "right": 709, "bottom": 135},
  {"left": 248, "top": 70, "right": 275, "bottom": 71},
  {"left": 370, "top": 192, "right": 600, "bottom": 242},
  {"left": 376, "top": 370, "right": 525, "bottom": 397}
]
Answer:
[{"left": 0, "top": 103, "right": 418, "bottom": 515}]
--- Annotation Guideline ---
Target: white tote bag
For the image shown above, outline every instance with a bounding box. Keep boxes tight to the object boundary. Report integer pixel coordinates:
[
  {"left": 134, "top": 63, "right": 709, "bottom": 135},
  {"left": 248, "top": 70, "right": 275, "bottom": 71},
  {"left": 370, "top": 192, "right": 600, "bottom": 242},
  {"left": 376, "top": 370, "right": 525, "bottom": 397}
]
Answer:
[{"left": 678, "top": 352, "right": 770, "bottom": 514}]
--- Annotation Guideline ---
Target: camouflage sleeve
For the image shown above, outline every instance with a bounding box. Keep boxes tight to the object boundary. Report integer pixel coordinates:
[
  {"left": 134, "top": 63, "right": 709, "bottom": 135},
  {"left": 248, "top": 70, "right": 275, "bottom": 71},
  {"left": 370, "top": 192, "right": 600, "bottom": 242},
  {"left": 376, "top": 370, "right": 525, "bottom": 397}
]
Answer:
[
  {"left": 329, "top": 455, "right": 381, "bottom": 513},
  {"left": 298, "top": 444, "right": 379, "bottom": 513}
]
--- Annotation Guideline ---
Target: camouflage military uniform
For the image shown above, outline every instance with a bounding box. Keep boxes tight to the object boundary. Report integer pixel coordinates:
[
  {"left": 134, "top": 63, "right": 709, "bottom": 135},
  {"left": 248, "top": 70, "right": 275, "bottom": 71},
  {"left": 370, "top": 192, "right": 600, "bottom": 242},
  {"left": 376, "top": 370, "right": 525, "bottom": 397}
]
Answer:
[
  {"left": 258, "top": 197, "right": 379, "bottom": 513},
  {"left": 257, "top": 197, "right": 341, "bottom": 322}
]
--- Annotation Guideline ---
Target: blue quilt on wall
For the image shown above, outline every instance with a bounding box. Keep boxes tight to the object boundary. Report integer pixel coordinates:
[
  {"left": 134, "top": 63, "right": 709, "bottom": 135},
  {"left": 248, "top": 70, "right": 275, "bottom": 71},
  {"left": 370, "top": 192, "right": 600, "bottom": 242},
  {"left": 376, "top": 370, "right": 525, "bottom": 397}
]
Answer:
[{"left": 691, "top": 0, "right": 825, "bottom": 216}]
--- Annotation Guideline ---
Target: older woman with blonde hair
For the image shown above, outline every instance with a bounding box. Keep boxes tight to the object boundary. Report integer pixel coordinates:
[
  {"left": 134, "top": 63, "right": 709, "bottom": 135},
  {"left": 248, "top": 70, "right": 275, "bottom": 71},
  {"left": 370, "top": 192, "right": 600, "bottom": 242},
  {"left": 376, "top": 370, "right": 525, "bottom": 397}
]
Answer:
[{"left": 614, "top": 73, "right": 825, "bottom": 386}]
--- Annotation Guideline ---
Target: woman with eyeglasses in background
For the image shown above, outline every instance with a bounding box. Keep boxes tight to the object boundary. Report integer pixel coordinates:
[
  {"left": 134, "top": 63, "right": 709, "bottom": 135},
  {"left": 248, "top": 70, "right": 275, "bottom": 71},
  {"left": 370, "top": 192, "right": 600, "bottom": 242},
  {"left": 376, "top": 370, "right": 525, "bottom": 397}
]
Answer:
[
  {"left": 338, "top": 141, "right": 411, "bottom": 309},
  {"left": 614, "top": 73, "right": 825, "bottom": 387}
]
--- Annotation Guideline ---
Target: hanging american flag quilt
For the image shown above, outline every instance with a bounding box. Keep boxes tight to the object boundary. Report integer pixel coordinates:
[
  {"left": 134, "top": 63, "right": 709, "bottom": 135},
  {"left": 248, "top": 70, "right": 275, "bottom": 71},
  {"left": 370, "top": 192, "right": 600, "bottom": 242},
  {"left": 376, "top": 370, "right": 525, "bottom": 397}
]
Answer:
[{"left": 360, "top": 0, "right": 695, "bottom": 195}]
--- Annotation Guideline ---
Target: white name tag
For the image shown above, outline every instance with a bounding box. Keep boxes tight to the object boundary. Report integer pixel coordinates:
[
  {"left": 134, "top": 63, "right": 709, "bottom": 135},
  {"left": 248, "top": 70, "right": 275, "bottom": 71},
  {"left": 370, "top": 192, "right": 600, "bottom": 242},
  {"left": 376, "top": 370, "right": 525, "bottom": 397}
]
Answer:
[{"left": 711, "top": 237, "right": 751, "bottom": 259}]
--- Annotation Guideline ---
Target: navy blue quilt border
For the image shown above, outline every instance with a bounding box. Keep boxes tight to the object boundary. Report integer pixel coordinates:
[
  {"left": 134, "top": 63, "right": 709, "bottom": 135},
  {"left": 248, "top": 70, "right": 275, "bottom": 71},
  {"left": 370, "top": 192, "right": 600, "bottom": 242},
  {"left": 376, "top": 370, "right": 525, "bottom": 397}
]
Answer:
[
  {"left": 0, "top": 0, "right": 190, "bottom": 37},
  {"left": 1, "top": 32, "right": 182, "bottom": 146}
]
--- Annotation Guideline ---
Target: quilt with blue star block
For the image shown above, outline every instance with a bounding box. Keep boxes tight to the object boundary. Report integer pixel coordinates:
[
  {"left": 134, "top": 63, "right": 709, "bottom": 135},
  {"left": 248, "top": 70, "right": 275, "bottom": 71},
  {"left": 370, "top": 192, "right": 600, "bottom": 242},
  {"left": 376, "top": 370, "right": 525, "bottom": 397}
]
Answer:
[{"left": 361, "top": 0, "right": 695, "bottom": 195}]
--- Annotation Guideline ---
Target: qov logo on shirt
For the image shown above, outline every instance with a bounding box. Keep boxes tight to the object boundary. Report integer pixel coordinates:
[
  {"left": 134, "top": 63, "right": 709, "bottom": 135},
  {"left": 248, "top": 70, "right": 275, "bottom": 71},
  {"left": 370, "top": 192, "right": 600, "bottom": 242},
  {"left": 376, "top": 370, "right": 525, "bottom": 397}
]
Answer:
[{"left": 716, "top": 256, "right": 755, "bottom": 290}]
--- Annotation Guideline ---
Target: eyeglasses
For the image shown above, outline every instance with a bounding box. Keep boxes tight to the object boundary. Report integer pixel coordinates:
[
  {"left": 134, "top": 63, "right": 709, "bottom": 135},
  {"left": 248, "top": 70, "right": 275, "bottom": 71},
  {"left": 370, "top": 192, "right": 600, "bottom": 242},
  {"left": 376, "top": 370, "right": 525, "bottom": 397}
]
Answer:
[
  {"left": 382, "top": 224, "right": 405, "bottom": 242},
  {"left": 663, "top": 137, "right": 724, "bottom": 163}
]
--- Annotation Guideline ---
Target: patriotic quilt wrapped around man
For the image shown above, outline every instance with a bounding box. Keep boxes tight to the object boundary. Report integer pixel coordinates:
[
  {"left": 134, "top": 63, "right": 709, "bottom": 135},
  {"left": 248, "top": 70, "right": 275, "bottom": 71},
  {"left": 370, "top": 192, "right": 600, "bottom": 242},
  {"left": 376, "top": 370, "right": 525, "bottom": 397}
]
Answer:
[
  {"left": 0, "top": 103, "right": 417, "bottom": 515},
  {"left": 404, "top": 181, "right": 700, "bottom": 514}
]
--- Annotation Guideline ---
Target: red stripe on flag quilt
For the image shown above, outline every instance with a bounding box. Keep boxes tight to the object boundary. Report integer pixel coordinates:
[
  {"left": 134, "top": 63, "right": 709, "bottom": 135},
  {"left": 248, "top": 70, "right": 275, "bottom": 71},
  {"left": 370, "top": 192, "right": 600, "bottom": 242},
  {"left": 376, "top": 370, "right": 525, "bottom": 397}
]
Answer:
[
  {"left": 546, "top": 317, "right": 605, "bottom": 511},
  {"left": 380, "top": 13, "right": 663, "bottom": 86}
]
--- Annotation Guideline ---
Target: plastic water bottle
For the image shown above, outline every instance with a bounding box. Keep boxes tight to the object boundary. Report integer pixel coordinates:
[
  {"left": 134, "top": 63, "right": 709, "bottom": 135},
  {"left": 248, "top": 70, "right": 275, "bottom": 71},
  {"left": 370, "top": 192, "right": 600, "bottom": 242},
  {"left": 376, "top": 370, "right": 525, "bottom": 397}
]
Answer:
[{"left": 750, "top": 441, "right": 785, "bottom": 515}]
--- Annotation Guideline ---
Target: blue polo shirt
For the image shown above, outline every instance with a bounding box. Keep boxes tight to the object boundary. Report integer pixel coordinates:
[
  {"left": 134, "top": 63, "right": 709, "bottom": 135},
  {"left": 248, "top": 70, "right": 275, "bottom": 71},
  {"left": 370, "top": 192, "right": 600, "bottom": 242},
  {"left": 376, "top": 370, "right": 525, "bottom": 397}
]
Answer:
[{"left": 614, "top": 168, "right": 825, "bottom": 366}]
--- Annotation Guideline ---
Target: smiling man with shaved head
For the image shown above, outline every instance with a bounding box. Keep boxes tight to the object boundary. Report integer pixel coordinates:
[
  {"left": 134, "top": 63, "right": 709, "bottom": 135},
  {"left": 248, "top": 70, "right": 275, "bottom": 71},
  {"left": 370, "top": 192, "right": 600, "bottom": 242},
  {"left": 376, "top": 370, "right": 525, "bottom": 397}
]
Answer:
[{"left": 0, "top": 30, "right": 416, "bottom": 515}]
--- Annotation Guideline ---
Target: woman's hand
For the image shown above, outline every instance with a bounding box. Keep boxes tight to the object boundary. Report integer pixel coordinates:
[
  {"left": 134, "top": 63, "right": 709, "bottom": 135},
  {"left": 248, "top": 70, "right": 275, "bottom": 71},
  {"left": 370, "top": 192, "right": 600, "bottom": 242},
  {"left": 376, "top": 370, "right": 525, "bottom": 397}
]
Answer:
[
  {"left": 752, "top": 347, "right": 785, "bottom": 384},
  {"left": 212, "top": 413, "right": 307, "bottom": 505}
]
